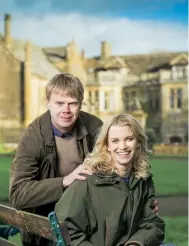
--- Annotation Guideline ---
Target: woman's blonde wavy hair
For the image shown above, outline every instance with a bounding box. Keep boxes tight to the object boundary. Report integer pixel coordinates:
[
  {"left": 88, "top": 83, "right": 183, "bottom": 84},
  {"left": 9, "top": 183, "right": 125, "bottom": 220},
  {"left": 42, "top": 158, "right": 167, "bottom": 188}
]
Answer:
[{"left": 84, "top": 113, "right": 152, "bottom": 178}]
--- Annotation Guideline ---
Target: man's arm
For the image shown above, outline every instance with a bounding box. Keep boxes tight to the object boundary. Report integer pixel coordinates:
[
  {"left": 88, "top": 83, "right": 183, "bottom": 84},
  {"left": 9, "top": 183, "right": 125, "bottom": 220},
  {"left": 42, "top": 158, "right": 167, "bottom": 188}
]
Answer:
[
  {"left": 9, "top": 125, "right": 63, "bottom": 210},
  {"left": 124, "top": 178, "right": 165, "bottom": 246},
  {"left": 55, "top": 179, "right": 96, "bottom": 246}
]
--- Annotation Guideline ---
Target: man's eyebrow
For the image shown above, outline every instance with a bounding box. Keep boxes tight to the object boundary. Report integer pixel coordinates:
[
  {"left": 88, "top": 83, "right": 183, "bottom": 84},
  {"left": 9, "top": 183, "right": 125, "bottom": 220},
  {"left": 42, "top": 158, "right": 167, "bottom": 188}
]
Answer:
[{"left": 68, "top": 101, "right": 78, "bottom": 104}]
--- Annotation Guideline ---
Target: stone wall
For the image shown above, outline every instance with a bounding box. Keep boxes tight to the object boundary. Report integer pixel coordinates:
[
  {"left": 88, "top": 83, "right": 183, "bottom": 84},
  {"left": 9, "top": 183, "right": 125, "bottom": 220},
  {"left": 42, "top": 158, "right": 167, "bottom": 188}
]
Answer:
[
  {"left": 0, "top": 42, "right": 22, "bottom": 127},
  {"left": 154, "top": 143, "right": 188, "bottom": 155}
]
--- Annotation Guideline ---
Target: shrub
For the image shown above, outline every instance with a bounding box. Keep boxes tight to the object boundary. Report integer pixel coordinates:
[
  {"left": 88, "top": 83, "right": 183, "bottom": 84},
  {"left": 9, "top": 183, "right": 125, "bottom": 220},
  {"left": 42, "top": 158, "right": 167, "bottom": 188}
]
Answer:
[{"left": 145, "top": 128, "right": 156, "bottom": 149}]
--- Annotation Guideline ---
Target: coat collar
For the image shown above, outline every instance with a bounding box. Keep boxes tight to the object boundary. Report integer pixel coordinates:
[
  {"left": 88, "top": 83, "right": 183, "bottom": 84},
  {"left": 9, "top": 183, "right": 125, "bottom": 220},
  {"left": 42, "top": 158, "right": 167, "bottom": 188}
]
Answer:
[
  {"left": 75, "top": 114, "right": 88, "bottom": 140},
  {"left": 94, "top": 172, "right": 152, "bottom": 189},
  {"left": 40, "top": 110, "right": 89, "bottom": 146}
]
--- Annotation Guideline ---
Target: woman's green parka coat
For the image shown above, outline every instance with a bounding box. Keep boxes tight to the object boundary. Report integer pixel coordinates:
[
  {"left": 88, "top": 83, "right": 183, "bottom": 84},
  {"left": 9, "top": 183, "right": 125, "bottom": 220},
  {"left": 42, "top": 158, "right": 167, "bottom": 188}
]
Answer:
[{"left": 55, "top": 173, "right": 165, "bottom": 246}]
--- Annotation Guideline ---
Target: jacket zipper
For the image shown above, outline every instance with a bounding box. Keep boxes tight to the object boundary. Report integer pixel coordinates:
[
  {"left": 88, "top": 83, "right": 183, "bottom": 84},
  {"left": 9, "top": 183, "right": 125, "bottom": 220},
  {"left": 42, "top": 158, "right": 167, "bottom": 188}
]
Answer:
[
  {"left": 118, "top": 184, "right": 134, "bottom": 245},
  {"left": 126, "top": 185, "right": 133, "bottom": 225}
]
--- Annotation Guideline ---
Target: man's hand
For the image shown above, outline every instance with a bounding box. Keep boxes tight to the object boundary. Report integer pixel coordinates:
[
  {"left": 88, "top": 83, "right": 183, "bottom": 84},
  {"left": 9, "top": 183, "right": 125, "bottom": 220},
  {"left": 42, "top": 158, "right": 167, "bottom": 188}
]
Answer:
[
  {"left": 152, "top": 199, "right": 159, "bottom": 215},
  {"left": 63, "top": 164, "right": 92, "bottom": 188}
]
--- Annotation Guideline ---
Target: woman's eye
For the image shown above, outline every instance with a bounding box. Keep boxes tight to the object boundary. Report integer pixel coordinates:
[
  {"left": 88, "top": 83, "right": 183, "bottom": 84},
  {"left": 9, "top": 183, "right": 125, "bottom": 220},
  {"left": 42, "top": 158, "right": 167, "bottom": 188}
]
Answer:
[{"left": 112, "top": 140, "right": 118, "bottom": 143}]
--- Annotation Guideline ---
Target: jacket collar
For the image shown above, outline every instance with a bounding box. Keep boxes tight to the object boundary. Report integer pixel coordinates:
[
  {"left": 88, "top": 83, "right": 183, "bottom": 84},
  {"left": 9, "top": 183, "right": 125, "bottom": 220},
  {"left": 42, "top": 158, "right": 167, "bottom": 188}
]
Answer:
[
  {"left": 40, "top": 110, "right": 88, "bottom": 145},
  {"left": 94, "top": 171, "right": 152, "bottom": 188},
  {"left": 40, "top": 111, "right": 54, "bottom": 146},
  {"left": 94, "top": 173, "right": 120, "bottom": 185},
  {"left": 75, "top": 114, "right": 88, "bottom": 140}
]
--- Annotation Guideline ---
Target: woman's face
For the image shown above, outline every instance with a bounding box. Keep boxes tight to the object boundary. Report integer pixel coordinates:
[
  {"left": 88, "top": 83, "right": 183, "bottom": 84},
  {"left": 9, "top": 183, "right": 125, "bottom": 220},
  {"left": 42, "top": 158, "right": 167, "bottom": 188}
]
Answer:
[{"left": 107, "top": 124, "right": 138, "bottom": 170}]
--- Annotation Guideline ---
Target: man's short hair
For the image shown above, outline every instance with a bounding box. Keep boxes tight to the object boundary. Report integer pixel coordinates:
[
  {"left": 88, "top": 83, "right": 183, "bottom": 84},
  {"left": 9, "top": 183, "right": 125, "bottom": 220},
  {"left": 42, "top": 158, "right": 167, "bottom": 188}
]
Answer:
[{"left": 46, "top": 73, "right": 84, "bottom": 105}]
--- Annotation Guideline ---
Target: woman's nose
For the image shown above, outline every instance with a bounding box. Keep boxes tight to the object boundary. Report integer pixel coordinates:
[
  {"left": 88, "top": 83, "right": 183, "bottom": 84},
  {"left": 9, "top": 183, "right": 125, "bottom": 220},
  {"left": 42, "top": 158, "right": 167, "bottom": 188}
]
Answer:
[{"left": 119, "top": 141, "right": 127, "bottom": 149}]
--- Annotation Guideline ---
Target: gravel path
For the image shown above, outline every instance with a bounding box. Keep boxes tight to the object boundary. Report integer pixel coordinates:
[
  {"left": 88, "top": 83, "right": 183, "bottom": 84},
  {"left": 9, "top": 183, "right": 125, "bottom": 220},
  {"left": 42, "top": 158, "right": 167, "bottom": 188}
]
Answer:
[{"left": 156, "top": 195, "right": 188, "bottom": 216}]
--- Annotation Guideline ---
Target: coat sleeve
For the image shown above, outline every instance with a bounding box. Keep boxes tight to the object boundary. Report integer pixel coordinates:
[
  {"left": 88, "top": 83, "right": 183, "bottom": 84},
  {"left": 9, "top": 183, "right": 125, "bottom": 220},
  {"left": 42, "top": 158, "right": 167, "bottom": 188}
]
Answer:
[
  {"left": 55, "top": 179, "right": 97, "bottom": 246},
  {"left": 9, "top": 125, "right": 63, "bottom": 209},
  {"left": 125, "top": 177, "right": 165, "bottom": 246}
]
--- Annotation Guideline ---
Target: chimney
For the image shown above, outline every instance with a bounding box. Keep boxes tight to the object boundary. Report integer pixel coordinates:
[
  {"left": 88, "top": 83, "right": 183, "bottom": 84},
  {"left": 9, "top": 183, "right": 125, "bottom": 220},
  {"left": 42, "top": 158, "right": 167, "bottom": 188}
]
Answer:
[
  {"left": 101, "top": 41, "right": 111, "bottom": 60},
  {"left": 25, "top": 41, "right": 31, "bottom": 64},
  {"left": 66, "top": 40, "right": 78, "bottom": 61},
  {"left": 81, "top": 49, "right": 85, "bottom": 60},
  {"left": 4, "top": 13, "right": 11, "bottom": 48}
]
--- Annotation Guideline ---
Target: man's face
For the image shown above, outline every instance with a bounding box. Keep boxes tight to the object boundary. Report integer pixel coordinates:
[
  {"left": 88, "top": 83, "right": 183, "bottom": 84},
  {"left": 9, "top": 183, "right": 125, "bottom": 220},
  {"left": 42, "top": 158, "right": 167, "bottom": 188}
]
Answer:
[{"left": 47, "top": 89, "right": 80, "bottom": 133}]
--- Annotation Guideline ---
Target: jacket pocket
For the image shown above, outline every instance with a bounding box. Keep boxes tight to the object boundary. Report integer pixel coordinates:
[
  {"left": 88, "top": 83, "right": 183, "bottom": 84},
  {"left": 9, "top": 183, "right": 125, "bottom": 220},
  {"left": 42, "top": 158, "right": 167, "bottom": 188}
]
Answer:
[{"left": 38, "top": 158, "right": 53, "bottom": 180}]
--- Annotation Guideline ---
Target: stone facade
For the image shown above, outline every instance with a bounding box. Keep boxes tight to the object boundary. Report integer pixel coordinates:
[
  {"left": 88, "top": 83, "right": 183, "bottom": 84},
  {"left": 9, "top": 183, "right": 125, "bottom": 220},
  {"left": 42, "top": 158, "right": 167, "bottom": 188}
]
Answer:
[
  {"left": 0, "top": 14, "right": 60, "bottom": 142},
  {"left": 0, "top": 38, "right": 22, "bottom": 127}
]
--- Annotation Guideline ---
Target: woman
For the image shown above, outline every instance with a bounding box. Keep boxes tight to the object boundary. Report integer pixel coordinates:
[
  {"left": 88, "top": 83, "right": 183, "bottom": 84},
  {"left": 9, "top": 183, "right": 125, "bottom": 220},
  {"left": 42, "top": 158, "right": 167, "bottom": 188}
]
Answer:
[{"left": 55, "top": 113, "right": 165, "bottom": 246}]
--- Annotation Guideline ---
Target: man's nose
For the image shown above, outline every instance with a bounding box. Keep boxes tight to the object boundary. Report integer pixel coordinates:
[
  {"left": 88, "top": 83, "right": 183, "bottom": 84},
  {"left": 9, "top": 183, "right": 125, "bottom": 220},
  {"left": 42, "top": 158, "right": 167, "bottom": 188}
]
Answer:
[{"left": 62, "top": 104, "right": 70, "bottom": 112}]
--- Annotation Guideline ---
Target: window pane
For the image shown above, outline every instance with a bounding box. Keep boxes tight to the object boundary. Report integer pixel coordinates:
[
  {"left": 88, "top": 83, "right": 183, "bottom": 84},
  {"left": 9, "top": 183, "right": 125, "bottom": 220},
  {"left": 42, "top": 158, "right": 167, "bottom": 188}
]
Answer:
[
  {"left": 170, "top": 89, "right": 174, "bottom": 108},
  {"left": 109, "top": 91, "right": 114, "bottom": 111},
  {"left": 131, "top": 91, "right": 136, "bottom": 98},
  {"left": 95, "top": 90, "right": 99, "bottom": 110},
  {"left": 155, "top": 94, "right": 160, "bottom": 111},
  {"left": 104, "top": 91, "right": 109, "bottom": 110},
  {"left": 125, "top": 92, "right": 130, "bottom": 110},
  {"left": 177, "top": 88, "right": 182, "bottom": 109},
  {"left": 88, "top": 91, "right": 92, "bottom": 104}
]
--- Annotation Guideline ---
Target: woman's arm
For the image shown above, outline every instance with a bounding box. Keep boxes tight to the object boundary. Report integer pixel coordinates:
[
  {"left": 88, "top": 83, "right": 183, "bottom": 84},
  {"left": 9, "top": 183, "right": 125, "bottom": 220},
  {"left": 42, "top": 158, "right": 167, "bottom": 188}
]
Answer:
[
  {"left": 125, "top": 177, "right": 165, "bottom": 246},
  {"left": 55, "top": 178, "right": 97, "bottom": 246}
]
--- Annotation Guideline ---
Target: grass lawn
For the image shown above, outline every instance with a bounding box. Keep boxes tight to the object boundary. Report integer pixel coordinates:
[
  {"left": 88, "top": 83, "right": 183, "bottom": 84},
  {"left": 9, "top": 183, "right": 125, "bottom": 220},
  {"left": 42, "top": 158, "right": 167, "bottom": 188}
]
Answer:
[
  {"left": 0, "top": 157, "right": 14, "bottom": 201},
  {"left": 8, "top": 216, "right": 188, "bottom": 246},
  {"left": 150, "top": 158, "right": 188, "bottom": 196},
  {"left": 163, "top": 216, "right": 188, "bottom": 246},
  {"left": 0, "top": 156, "right": 187, "bottom": 200},
  {"left": 0, "top": 156, "right": 188, "bottom": 246}
]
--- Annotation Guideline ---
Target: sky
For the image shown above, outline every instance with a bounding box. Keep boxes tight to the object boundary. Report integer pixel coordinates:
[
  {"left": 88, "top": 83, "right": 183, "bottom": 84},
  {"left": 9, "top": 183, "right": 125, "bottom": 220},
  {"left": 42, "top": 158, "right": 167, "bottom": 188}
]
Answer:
[{"left": 0, "top": 0, "right": 188, "bottom": 57}]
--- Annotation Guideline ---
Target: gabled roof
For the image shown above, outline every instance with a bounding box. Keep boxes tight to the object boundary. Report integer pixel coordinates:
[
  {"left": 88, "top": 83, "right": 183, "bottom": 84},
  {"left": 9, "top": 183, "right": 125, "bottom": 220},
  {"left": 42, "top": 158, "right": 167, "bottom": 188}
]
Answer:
[
  {"left": 170, "top": 53, "right": 188, "bottom": 65},
  {"left": 43, "top": 46, "right": 67, "bottom": 63},
  {"left": 147, "top": 52, "right": 188, "bottom": 72},
  {"left": 0, "top": 36, "right": 60, "bottom": 79},
  {"left": 85, "top": 51, "right": 187, "bottom": 75},
  {"left": 43, "top": 46, "right": 66, "bottom": 57},
  {"left": 103, "top": 56, "right": 126, "bottom": 69}
]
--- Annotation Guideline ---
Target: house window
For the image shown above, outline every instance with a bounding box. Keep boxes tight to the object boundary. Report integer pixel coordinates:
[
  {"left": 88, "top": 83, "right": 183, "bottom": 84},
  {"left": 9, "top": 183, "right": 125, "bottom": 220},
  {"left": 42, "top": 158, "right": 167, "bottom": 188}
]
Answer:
[
  {"left": 95, "top": 90, "right": 99, "bottom": 110},
  {"left": 170, "top": 89, "right": 174, "bottom": 109},
  {"left": 177, "top": 88, "right": 182, "bottom": 109},
  {"left": 104, "top": 91, "right": 109, "bottom": 110},
  {"left": 147, "top": 90, "right": 152, "bottom": 112},
  {"left": 88, "top": 91, "right": 92, "bottom": 104},
  {"left": 125, "top": 92, "right": 130, "bottom": 110},
  {"left": 95, "top": 90, "right": 99, "bottom": 102},
  {"left": 155, "top": 94, "right": 160, "bottom": 111},
  {"left": 170, "top": 88, "right": 183, "bottom": 109},
  {"left": 131, "top": 91, "right": 136, "bottom": 98},
  {"left": 103, "top": 91, "right": 114, "bottom": 111},
  {"left": 172, "top": 66, "right": 187, "bottom": 80},
  {"left": 109, "top": 91, "right": 114, "bottom": 111}
]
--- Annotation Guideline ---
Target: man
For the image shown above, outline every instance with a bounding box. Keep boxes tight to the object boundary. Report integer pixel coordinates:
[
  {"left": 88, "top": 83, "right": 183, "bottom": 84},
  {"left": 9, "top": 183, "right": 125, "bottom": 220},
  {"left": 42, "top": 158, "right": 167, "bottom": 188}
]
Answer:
[{"left": 9, "top": 73, "right": 159, "bottom": 246}]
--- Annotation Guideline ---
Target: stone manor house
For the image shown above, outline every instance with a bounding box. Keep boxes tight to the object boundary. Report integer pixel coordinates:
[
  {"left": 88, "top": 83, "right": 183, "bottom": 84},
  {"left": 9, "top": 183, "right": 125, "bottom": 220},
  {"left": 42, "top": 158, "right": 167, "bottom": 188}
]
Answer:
[{"left": 0, "top": 14, "right": 188, "bottom": 144}]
